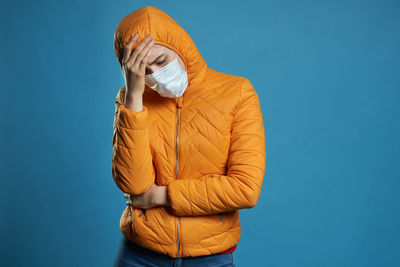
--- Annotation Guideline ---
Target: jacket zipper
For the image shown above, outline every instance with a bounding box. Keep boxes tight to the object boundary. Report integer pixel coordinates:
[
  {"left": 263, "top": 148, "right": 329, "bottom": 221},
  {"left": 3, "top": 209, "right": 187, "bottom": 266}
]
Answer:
[{"left": 175, "top": 102, "right": 181, "bottom": 258}]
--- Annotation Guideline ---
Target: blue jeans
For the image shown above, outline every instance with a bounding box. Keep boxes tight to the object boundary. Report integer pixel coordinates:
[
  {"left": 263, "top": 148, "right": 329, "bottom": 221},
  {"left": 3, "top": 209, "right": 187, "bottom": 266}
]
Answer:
[{"left": 113, "top": 234, "right": 236, "bottom": 267}]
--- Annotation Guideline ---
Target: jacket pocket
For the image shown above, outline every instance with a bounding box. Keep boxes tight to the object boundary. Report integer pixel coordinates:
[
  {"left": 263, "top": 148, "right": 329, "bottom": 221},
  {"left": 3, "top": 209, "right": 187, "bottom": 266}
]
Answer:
[
  {"left": 133, "top": 207, "right": 175, "bottom": 246},
  {"left": 131, "top": 208, "right": 145, "bottom": 236}
]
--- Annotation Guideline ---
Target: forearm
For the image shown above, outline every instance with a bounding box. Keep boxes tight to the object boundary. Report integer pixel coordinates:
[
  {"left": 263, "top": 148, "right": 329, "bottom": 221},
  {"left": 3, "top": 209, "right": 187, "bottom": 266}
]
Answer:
[
  {"left": 152, "top": 186, "right": 171, "bottom": 207},
  {"left": 166, "top": 172, "right": 264, "bottom": 216},
  {"left": 112, "top": 89, "right": 156, "bottom": 195},
  {"left": 124, "top": 91, "right": 144, "bottom": 112}
]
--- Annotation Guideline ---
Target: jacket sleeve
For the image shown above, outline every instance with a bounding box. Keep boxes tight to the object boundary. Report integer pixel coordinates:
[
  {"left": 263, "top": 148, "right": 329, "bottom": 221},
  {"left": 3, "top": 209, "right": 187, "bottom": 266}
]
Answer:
[
  {"left": 167, "top": 78, "right": 266, "bottom": 216},
  {"left": 111, "top": 88, "right": 156, "bottom": 195}
]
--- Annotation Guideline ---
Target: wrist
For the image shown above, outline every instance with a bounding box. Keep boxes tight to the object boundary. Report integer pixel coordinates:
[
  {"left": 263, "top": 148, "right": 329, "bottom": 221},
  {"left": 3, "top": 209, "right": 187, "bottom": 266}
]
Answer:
[
  {"left": 124, "top": 92, "right": 143, "bottom": 111},
  {"left": 153, "top": 186, "right": 170, "bottom": 207}
]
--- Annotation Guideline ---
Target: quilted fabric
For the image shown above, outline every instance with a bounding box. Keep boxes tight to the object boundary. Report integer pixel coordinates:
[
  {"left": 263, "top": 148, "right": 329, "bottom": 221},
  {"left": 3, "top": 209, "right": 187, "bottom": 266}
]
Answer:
[{"left": 112, "top": 6, "right": 266, "bottom": 258}]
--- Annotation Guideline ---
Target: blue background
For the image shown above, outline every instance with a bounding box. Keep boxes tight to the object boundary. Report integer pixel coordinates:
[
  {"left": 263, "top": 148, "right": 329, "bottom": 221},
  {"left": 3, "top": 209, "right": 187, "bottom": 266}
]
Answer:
[{"left": 1, "top": 0, "right": 399, "bottom": 266}]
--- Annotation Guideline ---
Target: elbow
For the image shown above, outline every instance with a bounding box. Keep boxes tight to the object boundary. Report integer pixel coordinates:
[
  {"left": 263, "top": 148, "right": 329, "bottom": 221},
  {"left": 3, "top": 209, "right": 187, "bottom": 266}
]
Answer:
[
  {"left": 248, "top": 180, "right": 264, "bottom": 208},
  {"left": 241, "top": 185, "right": 262, "bottom": 209},
  {"left": 112, "top": 174, "right": 151, "bottom": 195},
  {"left": 112, "top": 169, "right": 135, "bottom": 195},
  {"left": 234, "top": 171, "right": 264, "bottom": 209},
  {"left": 111, "top": 165, "right": 153, "bottom": 195},
  {"left": 247, "top": 192, "right": 260, "bottom": 208}
]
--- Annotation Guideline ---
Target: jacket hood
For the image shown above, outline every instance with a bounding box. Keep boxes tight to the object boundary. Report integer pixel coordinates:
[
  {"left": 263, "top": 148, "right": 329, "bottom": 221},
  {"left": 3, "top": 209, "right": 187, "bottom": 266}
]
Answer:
[{"left": 113, "top": 6, "right": 208, "bottom": 89}]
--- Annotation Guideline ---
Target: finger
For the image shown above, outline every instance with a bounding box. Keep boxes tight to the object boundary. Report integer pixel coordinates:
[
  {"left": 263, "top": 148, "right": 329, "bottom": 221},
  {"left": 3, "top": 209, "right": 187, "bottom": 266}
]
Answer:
[
  {"left": 122, "top": 34, "right": 139, "bottom": 65},
  {"left": 126, "top": 34, "right": 152, "bottom": 68},
  {"left": 139, "top": 48, "right": 152, "bottom": 74},
  {"left": 126, "top": 34, "right": 153, "bottom": 68},
  {"left": 136, "top": 40, "right": 155, "bottom": 71}
]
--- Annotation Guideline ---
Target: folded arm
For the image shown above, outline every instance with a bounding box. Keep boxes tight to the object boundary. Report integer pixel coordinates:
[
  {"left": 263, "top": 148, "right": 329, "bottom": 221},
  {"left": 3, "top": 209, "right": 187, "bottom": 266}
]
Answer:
[{"left": 167, "top": 78, "right": 267, "bottom": 216}]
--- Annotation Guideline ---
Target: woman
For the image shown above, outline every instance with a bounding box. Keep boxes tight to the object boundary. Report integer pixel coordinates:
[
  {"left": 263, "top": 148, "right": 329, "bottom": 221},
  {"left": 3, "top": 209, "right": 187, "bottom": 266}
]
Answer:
[{"left": 112, "top": 6, "right": 266, "bottom": 267}]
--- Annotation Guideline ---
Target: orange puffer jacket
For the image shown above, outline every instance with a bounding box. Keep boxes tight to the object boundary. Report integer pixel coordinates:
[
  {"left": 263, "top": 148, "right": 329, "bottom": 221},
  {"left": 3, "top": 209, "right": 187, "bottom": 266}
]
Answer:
[{"left": 112, "top": 6, "right": 266, "bottom": 258}]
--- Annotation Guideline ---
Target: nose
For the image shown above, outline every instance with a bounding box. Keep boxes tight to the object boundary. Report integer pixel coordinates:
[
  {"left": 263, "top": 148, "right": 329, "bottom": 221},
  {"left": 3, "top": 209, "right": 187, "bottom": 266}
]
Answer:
[
  {"left": 145, "top": 65, "right": 162, "bottom": 76},
  {"left": 145, "top": 66, "right": 155, "bottom": 75},
  {"left": 145, "top": 66, "right": 151, "bottom": 75}
]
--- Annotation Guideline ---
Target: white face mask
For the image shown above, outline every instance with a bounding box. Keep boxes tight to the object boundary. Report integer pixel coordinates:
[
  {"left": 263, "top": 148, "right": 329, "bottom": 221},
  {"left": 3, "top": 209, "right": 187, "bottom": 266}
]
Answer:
[{"left": 144, "top": 57, "right": 188, "bottom": 98}]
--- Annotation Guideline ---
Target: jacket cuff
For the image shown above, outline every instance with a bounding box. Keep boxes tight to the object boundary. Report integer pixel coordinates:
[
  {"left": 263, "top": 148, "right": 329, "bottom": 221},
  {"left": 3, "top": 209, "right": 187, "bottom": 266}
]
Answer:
[{"left": 119, "top": 104, "right": 148, "bottom": 130}]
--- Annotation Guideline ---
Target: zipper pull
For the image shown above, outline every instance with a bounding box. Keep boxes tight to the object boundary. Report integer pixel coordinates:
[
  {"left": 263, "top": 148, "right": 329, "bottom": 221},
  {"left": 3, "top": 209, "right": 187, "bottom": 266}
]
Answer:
[{"left": 175, "top": 96, "right": 183, "bottom": 108}]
